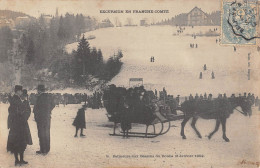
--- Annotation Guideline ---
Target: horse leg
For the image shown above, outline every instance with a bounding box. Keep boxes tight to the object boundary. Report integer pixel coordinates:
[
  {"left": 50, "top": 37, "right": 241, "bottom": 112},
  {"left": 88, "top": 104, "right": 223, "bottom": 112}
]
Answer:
[
  {"left": 145, "top": 125, "right": 149, "bottom": 137},
  {"left": 220, "top": 118, "right": 230, "bottom": 142},
  {"left": 191, "top": 117, "right": 202, "bottom": 138},
  {"left": 208, "top": 120, "right": 220, "bottom": 139},
  {"left": 181, "top": 116, "right": 191, "bottom": 139},
  {"left": 113, "top": 123, "right": 116, "bottom": 135}
]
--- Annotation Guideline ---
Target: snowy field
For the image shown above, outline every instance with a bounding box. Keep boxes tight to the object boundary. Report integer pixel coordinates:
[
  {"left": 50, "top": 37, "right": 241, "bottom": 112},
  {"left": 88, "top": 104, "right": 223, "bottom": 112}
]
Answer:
[
  {"left": 66, "top": 26, "right": 260, "bottom": 97},
  {"left": 0, "top": 103, "right": 259, "bottom": 168}
]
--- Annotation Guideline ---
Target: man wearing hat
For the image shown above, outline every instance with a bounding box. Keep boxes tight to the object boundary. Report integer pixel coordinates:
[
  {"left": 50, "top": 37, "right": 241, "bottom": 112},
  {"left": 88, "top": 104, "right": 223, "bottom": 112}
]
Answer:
[{"left": 33, "top": 84, "right": 55, "bottom": 154}]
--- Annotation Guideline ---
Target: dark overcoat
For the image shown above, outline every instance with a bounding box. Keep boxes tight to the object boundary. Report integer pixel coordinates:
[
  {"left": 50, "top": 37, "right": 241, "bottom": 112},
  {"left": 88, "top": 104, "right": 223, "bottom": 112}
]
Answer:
[
  {"left": 33, "top": 93, "right": 55, "bottom": 153},
  {"left": 7, "top": 95, "right": 32, "bottom": 153}
]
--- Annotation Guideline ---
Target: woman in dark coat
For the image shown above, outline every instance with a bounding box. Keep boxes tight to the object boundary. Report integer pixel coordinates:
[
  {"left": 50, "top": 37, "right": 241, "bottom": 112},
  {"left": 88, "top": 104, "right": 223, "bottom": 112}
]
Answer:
[
  {"left": 73, "top": 105, "right": 87, "bottom": 137},
  {"left": 7, "top": 86, "right": 32, "bottom": 166}
]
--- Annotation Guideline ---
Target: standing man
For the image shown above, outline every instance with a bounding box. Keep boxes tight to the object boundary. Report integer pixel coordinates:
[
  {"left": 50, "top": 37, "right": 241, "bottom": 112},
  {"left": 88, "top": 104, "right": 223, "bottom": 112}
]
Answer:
[{"left": 33, "top": 85, "right": 55, "bottom": 154}]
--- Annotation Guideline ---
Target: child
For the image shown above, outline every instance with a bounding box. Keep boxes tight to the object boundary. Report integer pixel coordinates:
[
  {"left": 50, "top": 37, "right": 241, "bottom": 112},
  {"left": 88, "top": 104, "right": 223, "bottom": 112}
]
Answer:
[{"left": 73, "top": 105, "right": 87, "bottom": 137}]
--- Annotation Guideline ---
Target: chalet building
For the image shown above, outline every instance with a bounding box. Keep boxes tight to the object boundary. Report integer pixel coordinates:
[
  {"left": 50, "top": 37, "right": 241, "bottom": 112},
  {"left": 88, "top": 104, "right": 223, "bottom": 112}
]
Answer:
[
  {"left": 41, "top": 14, "right": 53, "bottom": 25},
  {"left": 187, "top": 7, "right": 212, "bottom": 26},
  {"left": 98, "top": 18, "right": 114, "bottom": 28},
  {"left": 140, "top": 19, "right": 149, "bottom": 26},
  {"left": 15, "top": 16, "right": 30, "bottom": 25}
]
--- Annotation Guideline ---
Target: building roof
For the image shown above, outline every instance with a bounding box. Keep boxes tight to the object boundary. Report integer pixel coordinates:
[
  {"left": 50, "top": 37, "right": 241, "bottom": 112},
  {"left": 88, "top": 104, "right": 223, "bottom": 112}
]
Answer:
[{"left": 187, "top": 6, "right": 209, "bottom": 17}]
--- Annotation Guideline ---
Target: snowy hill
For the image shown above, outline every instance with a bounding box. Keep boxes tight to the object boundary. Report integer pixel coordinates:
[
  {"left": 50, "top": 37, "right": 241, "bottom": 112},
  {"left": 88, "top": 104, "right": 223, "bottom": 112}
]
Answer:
[{"left": 66, "top": 26, "right": 260, "bottom": 97}]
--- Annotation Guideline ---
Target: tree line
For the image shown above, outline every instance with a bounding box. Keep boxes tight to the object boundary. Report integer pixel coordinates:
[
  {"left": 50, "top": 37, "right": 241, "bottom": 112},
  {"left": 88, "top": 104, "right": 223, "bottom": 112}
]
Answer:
[
  {"left": 49, "top": 35, "right": 123, "bottom": 86},
  {"left": 0, "top": 12, "right": 121, "bottom": 88}
]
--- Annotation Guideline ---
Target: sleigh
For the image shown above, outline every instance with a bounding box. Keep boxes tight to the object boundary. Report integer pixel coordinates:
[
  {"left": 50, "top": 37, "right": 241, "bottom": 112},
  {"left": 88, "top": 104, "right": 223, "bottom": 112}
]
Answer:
[{"left": 104, "top": 99, "right": 184, "bottom": 138}]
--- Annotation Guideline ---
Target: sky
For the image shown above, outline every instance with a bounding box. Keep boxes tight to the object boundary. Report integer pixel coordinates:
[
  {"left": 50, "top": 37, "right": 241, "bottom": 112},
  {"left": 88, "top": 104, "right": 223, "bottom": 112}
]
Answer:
[{"left": 0, "top": 0, "right": 221, "bottom": 23}]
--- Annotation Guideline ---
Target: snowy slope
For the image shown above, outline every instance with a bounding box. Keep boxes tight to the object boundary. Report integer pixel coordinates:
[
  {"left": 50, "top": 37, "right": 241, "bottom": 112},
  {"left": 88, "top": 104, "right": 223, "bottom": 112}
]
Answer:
[{"left": 66, "top": 26, "right": 260, "bottom": 97}]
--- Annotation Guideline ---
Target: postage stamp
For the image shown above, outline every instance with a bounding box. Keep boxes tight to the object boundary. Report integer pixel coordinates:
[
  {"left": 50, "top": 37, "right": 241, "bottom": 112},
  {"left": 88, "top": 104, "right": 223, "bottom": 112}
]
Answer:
[{"left": 221, "top": 0, "right": 259, "bottom": 45}]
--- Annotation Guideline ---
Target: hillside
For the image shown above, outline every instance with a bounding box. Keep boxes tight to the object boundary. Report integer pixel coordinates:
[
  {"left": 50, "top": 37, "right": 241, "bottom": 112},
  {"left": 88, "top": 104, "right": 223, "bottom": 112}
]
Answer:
[{"left": 0, "top": 10, "right": 33, "bottom": 19}]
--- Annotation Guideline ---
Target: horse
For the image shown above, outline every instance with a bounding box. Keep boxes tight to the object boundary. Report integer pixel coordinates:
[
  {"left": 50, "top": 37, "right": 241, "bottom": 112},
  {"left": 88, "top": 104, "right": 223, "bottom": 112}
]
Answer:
[{"left": 180, "top": 97, "right": 252, "bottom": 142}]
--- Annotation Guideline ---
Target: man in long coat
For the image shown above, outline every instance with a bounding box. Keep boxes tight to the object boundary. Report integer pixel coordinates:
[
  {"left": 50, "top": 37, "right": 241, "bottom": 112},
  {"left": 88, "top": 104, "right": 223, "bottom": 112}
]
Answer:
[{"left": 33, "top": 85, "right": 55, "bottom": 154}]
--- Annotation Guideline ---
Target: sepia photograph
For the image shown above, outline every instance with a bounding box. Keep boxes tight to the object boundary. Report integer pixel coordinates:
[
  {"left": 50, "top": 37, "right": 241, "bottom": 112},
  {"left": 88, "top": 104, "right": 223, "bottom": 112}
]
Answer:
[{"left": 0, "top": 0, "right": 259, "bottom": 167}]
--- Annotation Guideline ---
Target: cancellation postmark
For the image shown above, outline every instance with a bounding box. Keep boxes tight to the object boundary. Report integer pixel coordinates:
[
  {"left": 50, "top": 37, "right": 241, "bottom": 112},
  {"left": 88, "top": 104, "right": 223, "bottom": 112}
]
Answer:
[{"left": 221, "top": 0, "right": 259, "bottom": 45}]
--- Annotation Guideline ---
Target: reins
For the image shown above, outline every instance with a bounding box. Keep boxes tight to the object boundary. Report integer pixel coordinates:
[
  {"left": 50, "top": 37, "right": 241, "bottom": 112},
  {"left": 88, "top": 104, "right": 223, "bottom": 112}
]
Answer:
[{"left": 234, "top": 108, "right": 246, "bottom": 115}]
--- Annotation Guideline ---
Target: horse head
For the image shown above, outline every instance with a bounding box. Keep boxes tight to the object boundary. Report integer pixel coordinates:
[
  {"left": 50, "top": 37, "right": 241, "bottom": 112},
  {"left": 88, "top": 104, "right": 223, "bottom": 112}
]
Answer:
[{"left": 236, "top": 97, "right": 252, "bottom": 117}]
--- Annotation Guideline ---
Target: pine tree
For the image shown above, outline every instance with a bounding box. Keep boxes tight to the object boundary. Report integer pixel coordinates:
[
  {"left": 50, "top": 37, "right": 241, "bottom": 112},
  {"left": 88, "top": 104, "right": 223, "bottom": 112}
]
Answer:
[
  {"left": 73, "top": 35, "right": 90, "bottom": 84},
  {"left": 25, "top": 40, "right": 35, "bottom": 64},
  {"left": 57, "top": 16, "right": 67, "bottom": 41},
  {"left": 0, "top": 26, "right": 13, "bottom": 62},
  {"left": 97, "top": 49, "right": 103, "bottom": 64}
]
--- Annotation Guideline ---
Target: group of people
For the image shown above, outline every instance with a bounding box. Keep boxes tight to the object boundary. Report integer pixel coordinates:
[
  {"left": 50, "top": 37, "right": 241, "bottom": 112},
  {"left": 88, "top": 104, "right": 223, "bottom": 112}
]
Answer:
[
  {"left": 186, "top": 92, "right": 257, "bottom": 104},
  {"left": 190, "top": 43, "right": 198, "bottom": 48},
  {"left": 29, "top": 91, "right": 102, "bottom": 109},
  {"left": 7, "top": 84, "right": 55, "bottom": 166},
  {"left": 0, "top": 93, "right": 10, "bottom": 103}
]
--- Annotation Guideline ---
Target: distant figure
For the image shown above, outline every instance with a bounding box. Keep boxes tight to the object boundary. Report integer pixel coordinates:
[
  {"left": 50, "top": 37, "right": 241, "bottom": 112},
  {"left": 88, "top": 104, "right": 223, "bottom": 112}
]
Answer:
[
  {"left": 211, "top": 71, "right": 215, "bottom": 79},
  {"left": 199, "top": 72, "right": 203, "bottom": 79},
  {"left": 163, "top": 87, "right": 167, "bottom": 96},
  {"left": 195, "top": 44, "right": 198, "bottom": 48},
  {"left": 257, "top": 46, "right": 260, "bottom": 52},
  {"left": 208, "top": 94, "right": 213, "bottom": 100},
  {"left": 203, "top": 64, "right": 207, "bottom": 71},
  {"left": 200, "top": 94, "right": 203, "bottom": 100},
  {"left": 195, "top": 93, "right": 199, "bottom": 100},
  {"left": 176, "top": 95, "right": 180, "bottom": 105},
  {"left": 216, "top": 39, "right": 218, "bottom": 43},
  {"left": 150, "top": 56, "right": 155, "bottom": 62},
  {"left": 223, "top": 93, "right": 227, "bottom": 99},
  {"left": 204, "top": 93, "right": 207, "bottom": 99},
  {"left": 234, "top": 46, "right": 236, "bottom": 52},
  {"left": 255, "top": 96, "right": 259, "bottom": 106},
  {"left": 244, "top": 92, "right": 247, "bottom": 98},
  {"left": 155, "top": 89, "right": 158, "bottom": 98},
  {"left": 73, "top": 105, "right": 87, "bottom": 137},
  {"left": 231, "top": 94, "right": 235, "bottom": 98},
  {"left": 189, "top": 94, "right": 193, "bottom": 100}
]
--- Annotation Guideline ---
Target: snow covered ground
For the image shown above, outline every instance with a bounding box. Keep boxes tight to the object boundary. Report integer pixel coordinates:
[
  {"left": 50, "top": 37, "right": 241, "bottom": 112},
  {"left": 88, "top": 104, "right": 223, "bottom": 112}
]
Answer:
[{"left": 0, "top": 103, "right": 259, "bottom": 168}]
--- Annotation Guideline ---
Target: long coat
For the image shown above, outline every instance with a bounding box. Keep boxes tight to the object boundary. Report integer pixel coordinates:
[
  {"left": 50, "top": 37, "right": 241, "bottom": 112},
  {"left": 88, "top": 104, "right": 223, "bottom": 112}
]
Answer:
[
  {"left": 72, "top": 108, "right": 86, "bottom": 128},
  {"left": 7, "top": 95, "right": 32, "bottom": 153},
  {"left": 22, "top": 100, "right": 33, "bottom": 145},
  {"left": 33, "top": 93, "right": 55, "bottom": 153},
  {"left": 33, "top": 93, "right": 55, "bottom": 124}
]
